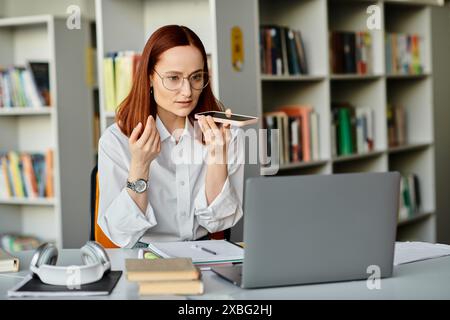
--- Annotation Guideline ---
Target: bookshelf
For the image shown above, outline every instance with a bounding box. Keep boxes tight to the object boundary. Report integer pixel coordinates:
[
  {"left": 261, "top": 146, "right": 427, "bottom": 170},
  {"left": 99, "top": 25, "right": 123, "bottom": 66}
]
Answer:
[
  {"left": 256, "top": 0, "right": 439, "bottom": 242},
  {"left": 0, "top": 15, "right": 94, "bottom": 248}
]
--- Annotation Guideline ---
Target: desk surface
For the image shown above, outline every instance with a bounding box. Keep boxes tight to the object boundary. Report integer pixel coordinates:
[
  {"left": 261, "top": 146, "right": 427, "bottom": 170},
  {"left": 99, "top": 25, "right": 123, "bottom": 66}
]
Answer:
[{"left": 1, "top": 248, "right": 450, "bottom": 300}]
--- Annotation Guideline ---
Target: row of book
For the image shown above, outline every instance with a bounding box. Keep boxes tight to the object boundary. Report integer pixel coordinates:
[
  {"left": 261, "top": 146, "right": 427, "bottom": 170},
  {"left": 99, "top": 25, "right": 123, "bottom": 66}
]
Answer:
[
  {"left": 0, "top": 62, "right": 51, "bottom": 108},
  {"left": 0, "top": 150, "right": 54, "bottom": 199},
  {"left": 387, "top": 104, "right": 407, "bottom": 148},
  {"left": 386, "top": 33, "right": 424, "bottom": 75},
  {"left": 398, "top": 173, "right": 421, "bottom": 222},
  {"left": 103, "top": 51, "right": 141, "bottom": 112},
  {"left": 1, "top": 234, "right": 41, "bottom": 253},
  {"left": 331, "top": 103, "right": 375, "bottom": 157},
  {"left": 260, "top": 25, "right": 308, "bottom": 76},
  {"left": 263, "top": 105, "right": 320, "bottom": 166},
  {"left": 329, "top": 31, "right": 373, "bottom": 75}
]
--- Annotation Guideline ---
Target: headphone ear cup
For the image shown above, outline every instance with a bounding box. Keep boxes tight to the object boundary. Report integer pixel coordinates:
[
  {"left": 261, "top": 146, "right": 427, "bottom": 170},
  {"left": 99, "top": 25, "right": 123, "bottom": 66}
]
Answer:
[
  {"left": 30, "top": 243, "right": 58, "bottom": 270},
  {"left": 81, "top": 241, "right": 110, "bottom": 271}
]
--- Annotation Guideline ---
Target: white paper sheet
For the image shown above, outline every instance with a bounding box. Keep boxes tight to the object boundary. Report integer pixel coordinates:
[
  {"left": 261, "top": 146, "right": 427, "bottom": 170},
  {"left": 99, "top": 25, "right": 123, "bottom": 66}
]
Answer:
[{"left": 394, "top": 241, "right": 450, "bottom": 266}]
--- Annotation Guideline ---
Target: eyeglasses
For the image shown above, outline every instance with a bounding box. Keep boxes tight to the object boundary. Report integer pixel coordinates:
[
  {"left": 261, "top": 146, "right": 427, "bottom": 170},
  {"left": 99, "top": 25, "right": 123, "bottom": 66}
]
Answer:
[{"left": 153, "top": 69, "right": 209, "bottom": 91}]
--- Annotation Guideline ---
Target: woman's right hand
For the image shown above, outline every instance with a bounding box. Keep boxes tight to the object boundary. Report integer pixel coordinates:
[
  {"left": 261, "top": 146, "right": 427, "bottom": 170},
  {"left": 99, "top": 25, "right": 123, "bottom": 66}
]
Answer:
[{"left": 128, "top": 115, "right": 161, "bottom": 176}]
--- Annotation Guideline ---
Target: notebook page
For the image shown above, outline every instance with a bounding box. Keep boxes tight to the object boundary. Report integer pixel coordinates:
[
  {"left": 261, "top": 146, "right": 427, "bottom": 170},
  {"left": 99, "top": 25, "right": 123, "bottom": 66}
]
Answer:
[{"left": 147, "top": 240, "right": 243, "bottom": 264}]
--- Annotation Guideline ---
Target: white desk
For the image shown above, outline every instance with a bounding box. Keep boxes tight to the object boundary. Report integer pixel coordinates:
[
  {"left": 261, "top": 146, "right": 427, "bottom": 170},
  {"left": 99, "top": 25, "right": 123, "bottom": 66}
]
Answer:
[{"left": 1, "top": 249, "right": 450, "bottom": 300}]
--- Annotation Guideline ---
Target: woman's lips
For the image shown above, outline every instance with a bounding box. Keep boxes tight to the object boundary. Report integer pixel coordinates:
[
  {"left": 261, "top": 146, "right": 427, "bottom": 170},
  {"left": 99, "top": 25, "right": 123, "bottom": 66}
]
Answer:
[{"left": 176, "top": 101, "right": 192, "bottom": 107}]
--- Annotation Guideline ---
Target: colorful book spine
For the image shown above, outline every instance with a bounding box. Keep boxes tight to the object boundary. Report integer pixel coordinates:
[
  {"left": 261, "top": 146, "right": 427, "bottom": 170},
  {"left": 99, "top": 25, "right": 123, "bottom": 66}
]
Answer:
[
  {"left": 0, "top": 151, "right": 52, "bottom": 199},
  {"left": 45, "top": 149, "right": 54, "bottom": 198},
  {"left": 338, "top": 108, "right": 353, "bottom": 155}
]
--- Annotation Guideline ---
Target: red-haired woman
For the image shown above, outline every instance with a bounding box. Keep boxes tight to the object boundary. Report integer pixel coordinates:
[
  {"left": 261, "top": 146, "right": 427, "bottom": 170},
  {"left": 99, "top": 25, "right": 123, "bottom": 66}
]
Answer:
[{"left": 97, "top": 25, "right": 244, "bottom": 248}]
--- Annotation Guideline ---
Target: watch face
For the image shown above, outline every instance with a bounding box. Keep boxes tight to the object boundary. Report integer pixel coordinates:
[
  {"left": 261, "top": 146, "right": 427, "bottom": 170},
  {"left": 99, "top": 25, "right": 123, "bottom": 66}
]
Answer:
[{"left": 135, "top": 179, "right": 147, "bottom": 193}]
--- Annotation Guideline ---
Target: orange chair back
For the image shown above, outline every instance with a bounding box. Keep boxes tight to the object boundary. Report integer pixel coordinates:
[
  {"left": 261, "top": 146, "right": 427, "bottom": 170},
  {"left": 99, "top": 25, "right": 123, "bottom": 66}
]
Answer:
[{"left": 94, "top": 173, "right": 119, "bottom": 248}]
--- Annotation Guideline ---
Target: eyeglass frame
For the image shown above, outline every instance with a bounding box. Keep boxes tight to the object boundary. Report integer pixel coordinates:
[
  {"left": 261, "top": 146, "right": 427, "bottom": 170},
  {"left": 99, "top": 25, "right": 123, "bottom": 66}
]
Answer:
[{"left": 152, "top": 69, "right": 210, "bottom": 91}]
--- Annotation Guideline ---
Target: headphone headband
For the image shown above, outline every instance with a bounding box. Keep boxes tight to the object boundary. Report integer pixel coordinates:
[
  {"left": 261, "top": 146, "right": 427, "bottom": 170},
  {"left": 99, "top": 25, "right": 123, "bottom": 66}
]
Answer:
[{"left": 30, "top": 241, "right": 111, "bottom": 286}]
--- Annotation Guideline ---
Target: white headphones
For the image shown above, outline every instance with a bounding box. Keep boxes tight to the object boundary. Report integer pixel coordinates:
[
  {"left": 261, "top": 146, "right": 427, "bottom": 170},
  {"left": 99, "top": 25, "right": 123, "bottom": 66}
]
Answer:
[{"left": 30, "top": 241, "right": 111, "bottom": 286}]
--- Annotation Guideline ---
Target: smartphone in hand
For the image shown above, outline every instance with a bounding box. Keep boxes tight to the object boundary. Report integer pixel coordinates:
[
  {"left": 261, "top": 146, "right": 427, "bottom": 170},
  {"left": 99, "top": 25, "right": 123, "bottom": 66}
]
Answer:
[{"left": 194, "top": 111, "right": 258, "bottom": 127}]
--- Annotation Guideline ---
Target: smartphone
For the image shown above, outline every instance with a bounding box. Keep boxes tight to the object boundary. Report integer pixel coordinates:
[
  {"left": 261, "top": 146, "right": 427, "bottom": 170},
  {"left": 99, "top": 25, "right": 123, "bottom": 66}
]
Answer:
[{"left": 194, "top": 111, "right": 258, "bottom": 127}]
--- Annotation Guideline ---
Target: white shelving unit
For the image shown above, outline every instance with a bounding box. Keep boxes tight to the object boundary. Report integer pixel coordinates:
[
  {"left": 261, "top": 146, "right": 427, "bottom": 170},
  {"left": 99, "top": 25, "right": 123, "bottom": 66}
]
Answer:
[
  {"left": 256, "top": 0, "right": 438, "bottom": 242},
  {"left": 0, "top": 15, "right": 94, "bottom": 248}
]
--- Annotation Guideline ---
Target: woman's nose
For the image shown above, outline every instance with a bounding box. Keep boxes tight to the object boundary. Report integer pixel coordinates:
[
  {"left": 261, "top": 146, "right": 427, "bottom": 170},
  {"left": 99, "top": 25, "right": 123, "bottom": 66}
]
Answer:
[{"left": 180, "top": 78, "right": 192, "bottom": 97}]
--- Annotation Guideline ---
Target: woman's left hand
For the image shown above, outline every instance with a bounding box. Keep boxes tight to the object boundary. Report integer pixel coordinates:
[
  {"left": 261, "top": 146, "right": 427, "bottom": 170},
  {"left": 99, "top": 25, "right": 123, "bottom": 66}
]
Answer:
[{"left": 198, "top": 108, "right": 232, "bottom": 165}]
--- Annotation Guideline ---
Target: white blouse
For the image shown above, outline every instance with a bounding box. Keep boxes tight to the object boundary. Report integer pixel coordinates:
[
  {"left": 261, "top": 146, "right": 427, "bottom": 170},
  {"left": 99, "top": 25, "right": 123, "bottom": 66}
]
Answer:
[{"left": 97, "top": 115, "right": 244, "bottom": 248}]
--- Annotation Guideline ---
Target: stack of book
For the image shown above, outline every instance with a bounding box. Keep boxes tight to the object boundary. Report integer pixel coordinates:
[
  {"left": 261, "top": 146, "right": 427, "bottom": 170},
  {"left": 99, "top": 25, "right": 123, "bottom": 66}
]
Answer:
[
  {"left": 331, "top": 102, "right": 375, "bottom": 157},
  {"left": 398, "top": 173, "right": 421, "bottom": 222},
  {"left": 0, "top": 248, "right": 19, "bottom": 273},
  {"left": 259, "top": 25, "right": 308, "bottom": 76},
  {"left": 103, "top": 51, "right": 141, "bottom": 112},
  {"left": 385, "top": 33, "right": 424, "bottom": 75},
  {"left": 387, "top": 104, "right": 407, "bottom": 148},
  {"left": 329, "top": 31, "right": 372, "bottom": 75},
  {"left": 263, "top": 105, "right": 320, "bottom": 166},
  {"left": 0, "top": 150, "right": 54, "bottom": 199},
  {"left": 126, "top": 258, "right": 203, "bottom": 296},
  {"left": 1, "top": 234, "right": 41, "bottom": 252},
  {"left": 0, "top": 62, "right": 50, "bottom": 108}
]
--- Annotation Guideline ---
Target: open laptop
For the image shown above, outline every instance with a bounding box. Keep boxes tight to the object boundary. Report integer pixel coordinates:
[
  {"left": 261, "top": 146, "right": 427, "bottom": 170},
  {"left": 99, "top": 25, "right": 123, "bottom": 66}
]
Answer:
[{"left": 211, "top": 172, "right": 400, "bottom": 289}]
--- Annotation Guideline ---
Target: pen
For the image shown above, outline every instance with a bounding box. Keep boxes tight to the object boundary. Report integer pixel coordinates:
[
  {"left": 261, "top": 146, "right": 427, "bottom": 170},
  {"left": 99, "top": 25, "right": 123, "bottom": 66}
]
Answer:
[{"left": 191, "top": 244, "right": 217, "bottom": 255}]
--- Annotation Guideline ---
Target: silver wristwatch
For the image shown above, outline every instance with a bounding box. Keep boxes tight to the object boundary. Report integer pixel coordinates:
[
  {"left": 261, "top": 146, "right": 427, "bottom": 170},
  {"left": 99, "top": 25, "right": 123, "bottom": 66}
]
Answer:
[{"left": 127, "top": 179, "right": 148, "bottom": 194}]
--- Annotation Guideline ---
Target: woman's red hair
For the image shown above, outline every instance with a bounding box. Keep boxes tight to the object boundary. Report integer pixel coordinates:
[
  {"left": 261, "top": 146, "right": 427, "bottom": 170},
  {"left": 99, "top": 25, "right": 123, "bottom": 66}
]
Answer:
[{"left": 116, "top": 25, "right": 222, "bottom": 137}]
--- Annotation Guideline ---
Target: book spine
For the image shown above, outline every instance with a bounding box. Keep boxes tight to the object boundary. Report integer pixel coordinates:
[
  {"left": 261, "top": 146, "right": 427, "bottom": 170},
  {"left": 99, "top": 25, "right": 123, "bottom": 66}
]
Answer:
[
  {"left": 290, "top": 117, "right": 299, "bottom": 162},
  {"left": 279, "top": 27, "right": 289, "bottom": 75},
  {"left": 365, "top": 107, "right": 374, "bottom": 152},
  {"left": 343, "top": 32, "right": 356, "bottom": 74},
  {"left": 310, "top": 112, "right": 320, "bottom": 161},
  {"left": 301, "top": 110, "right": 311, "bottom": 162},
  {"left": 22, "top": 154, "right": 39, "bottom": 198},
  {"left": 287, "top": 29, "right": 301, "bottom": 75},
  {"left": 282, "top": 114, "right": 289, "bottom": 163},
  {"left": 294, "top": 30, "right": 308, "bottom": 74},
  {"left": 355, "top": 108, "right": 365, "bottom": 154},
  {"left": 265, "top": 29, "right": 273, "bottom": 75},
  {"left": 391, "top": 34, "right": 398, "bottom": 74},
  {"left": 0, "top": 157, "right": 8, "bottom": 197},
  {"left": 385, "top": 33, "right": 392, "bottom": 74},
  {"left": 387, "top": 104, "right": 396, "bottom": 147},
  {"left": 338, "top": 108, "right": 353, "bottom": 155},
  {"left": 45, "top": 149, "right": 54, "bottom": 198},
  {"left": 8, "top": 151, "right": 24, "bottom": 197},
  {"left": 103, "top": 56, "right": 116, "bottom": 111}
]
